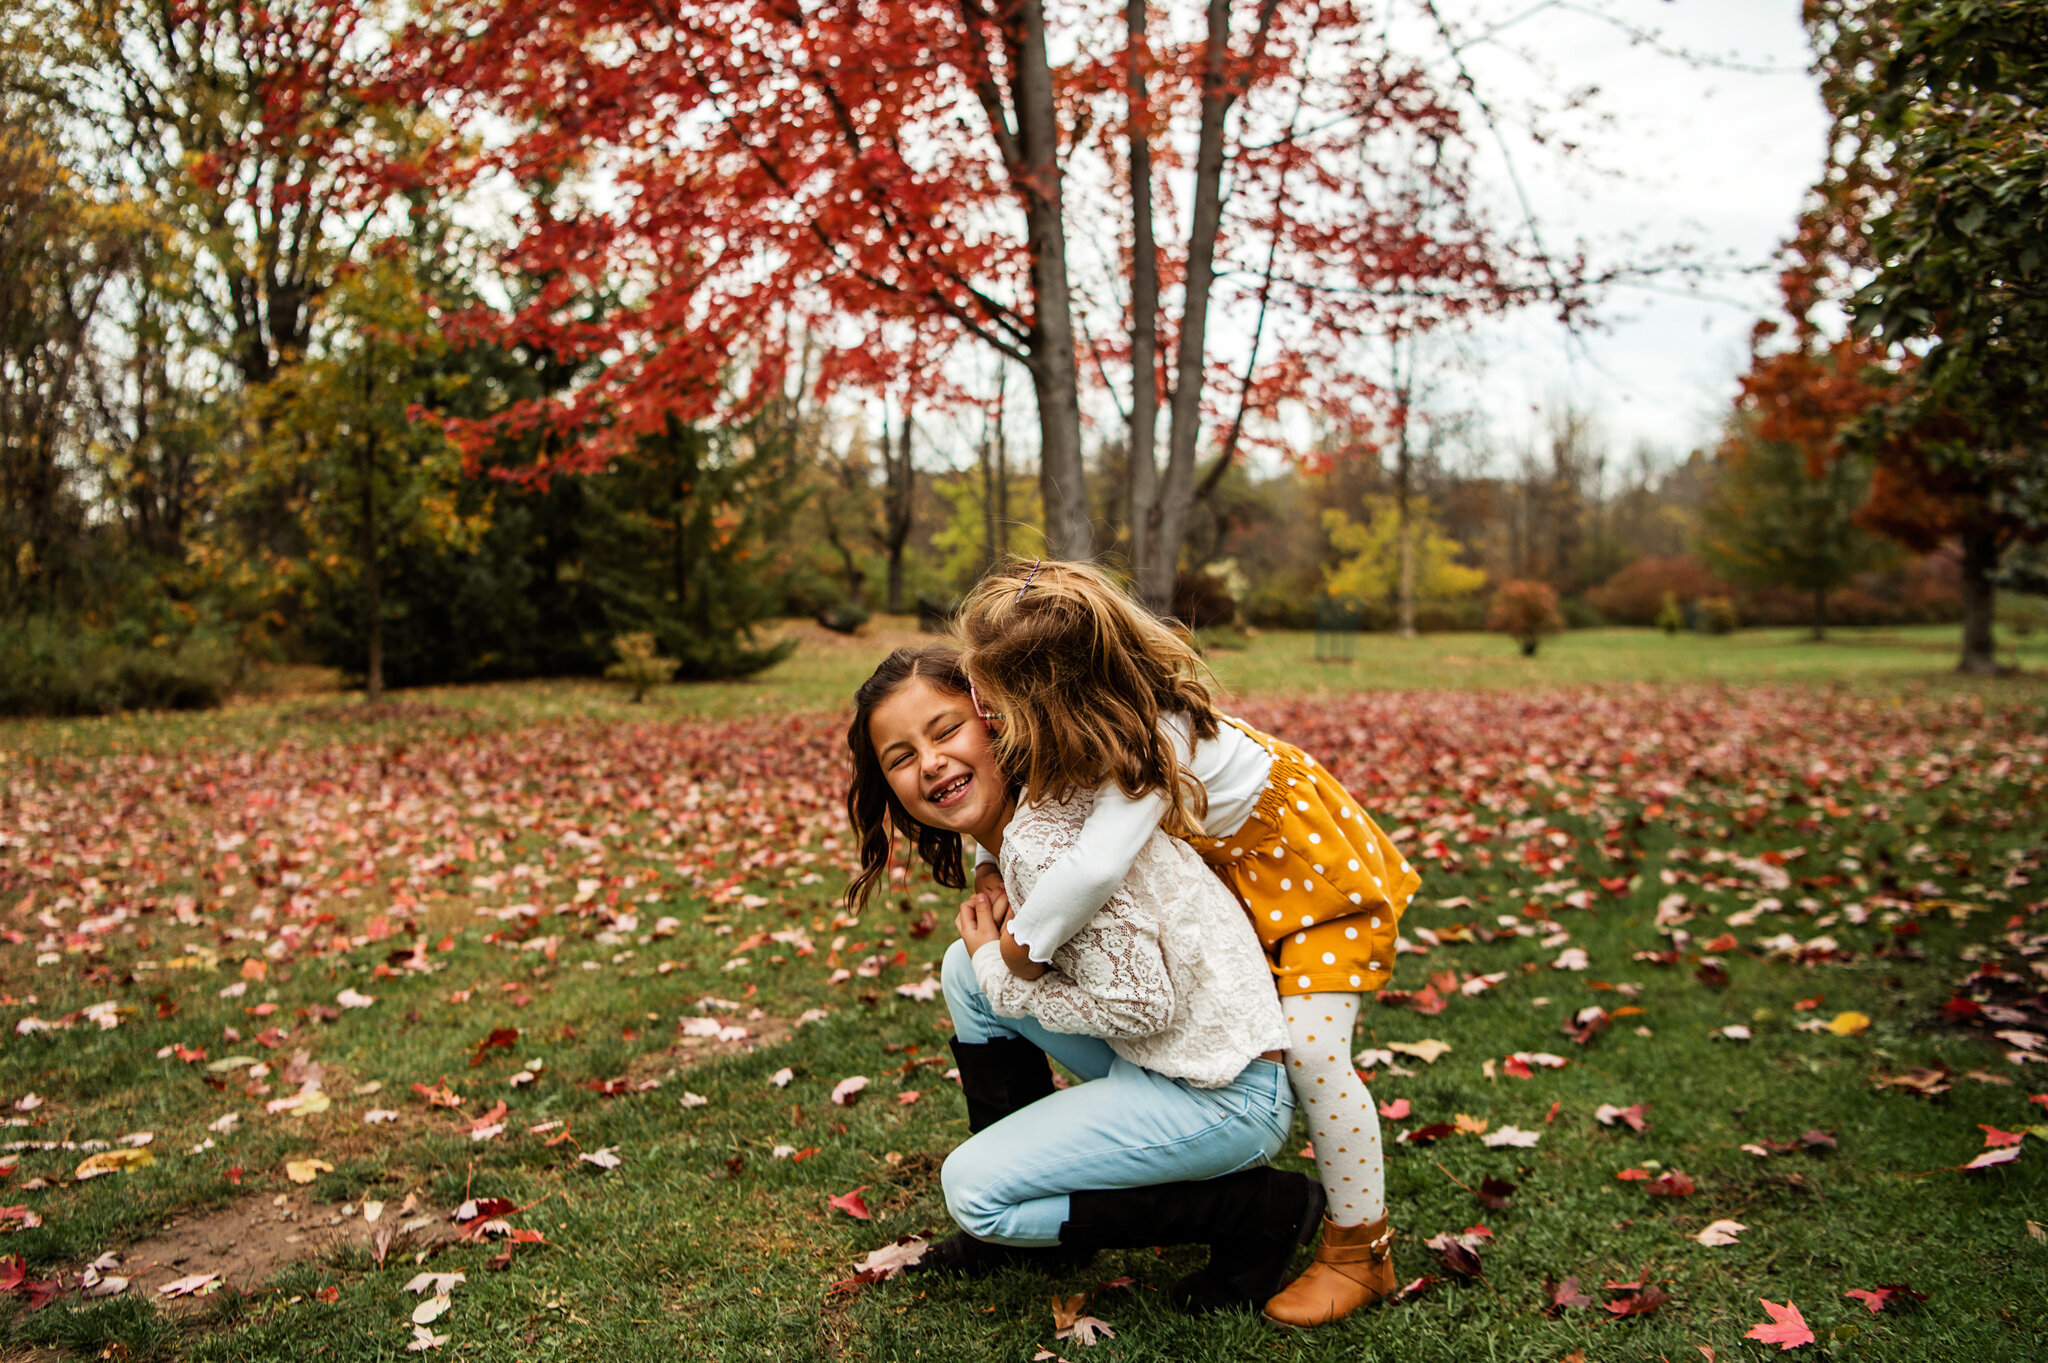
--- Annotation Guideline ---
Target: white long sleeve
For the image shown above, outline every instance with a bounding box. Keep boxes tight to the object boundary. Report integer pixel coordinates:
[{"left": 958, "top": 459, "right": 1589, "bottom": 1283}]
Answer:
[
  {"left": 1001, "top": 714, "right": 1274, "bottom": 963},
  {"left": 970, "top": 906, "right": 1172, "bottom": 1041},
  {"left": 1000, "top": 782, "right": 1168, "bottom": 962},
  {"left": 981, "top": 793, "right": 1288, "bottom": 1088}
]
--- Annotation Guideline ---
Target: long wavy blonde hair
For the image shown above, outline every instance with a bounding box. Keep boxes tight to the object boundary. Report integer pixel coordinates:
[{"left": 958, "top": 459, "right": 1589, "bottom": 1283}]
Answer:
[{"left": 956, "top": 559, "right": 1219, "bottom": 836}]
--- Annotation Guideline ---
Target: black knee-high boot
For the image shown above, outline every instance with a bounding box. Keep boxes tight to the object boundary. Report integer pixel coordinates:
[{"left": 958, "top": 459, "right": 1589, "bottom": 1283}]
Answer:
[
  {"left": 1057, "top": 1167, "right": 1326, "bottom": 1314},
  {"left": 909, "top": 1036, "right": 1069, "bottom": 1277},
  {"left": 950, "top": 1036, "right": 1057, "bottom": 1134}
]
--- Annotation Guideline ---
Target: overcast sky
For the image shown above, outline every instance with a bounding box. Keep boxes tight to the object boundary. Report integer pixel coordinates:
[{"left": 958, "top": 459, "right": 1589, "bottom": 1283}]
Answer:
[{"left": 1430, "top": 0, "right": 1833, "bottom": 468}]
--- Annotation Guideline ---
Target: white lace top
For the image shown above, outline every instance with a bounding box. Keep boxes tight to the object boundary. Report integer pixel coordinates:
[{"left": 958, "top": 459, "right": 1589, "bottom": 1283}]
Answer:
[
  {"left": 973, "top": 711, "right": 1275, "bottom": 963},
  {"left": 971, "top": 794, "right": 1289, "bottom": 1089}
]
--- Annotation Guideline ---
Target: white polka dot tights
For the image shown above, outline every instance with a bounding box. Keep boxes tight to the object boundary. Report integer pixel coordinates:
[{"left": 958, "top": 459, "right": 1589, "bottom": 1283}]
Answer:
[{"left": 1283, "top": 992, "right": 1385, "bottom": 1228}]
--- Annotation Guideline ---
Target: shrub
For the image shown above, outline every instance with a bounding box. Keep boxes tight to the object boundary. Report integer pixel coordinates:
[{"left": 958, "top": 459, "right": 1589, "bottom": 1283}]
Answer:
[
  {"left": 1559, "top": 595, "right": 1605, "bottom": 630},
  {"left": 603, "top": 632, "right": 680, "bottom": 702},
  {"left": 2002, "top": 595, "right": 2047, "bottom": 637},
  {"left": 916, "top": 594, "right": 956, "bottom": 634},
  {"left": 1698, "top": 596, "right": 1741, "bottom": 634},
  {"left": 1587, "top": 555, "right": 1729, "bottom": 626},
  {"left": 1656, "top": 592, "right": 1685, "bottom": 634},
  {"left": 0, "top": 617, "right": 238, "bottom": 717},
  {"left": 1487, "top": 580, "right": 1564, "bottom": 657},
  {"left": 1240, "top": 573, "right": 1320, "bottom": 630},
  {"left": 816, "top": 604, "right": 870, "bottom": 635},
  {"left": 1171, "top": 567, "right": 1239, "bottom": 631}
]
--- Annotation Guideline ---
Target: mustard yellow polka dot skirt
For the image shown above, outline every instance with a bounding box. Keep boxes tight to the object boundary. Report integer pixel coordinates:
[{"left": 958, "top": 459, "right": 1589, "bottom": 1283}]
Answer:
[{"left": 1189, "top": 721, "right": 1419, "bottom": 997}]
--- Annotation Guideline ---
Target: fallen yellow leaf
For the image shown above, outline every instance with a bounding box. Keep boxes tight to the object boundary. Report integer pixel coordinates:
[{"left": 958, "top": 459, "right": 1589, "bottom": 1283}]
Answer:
[
  {"left": 1387, "top": 1039, "right": 1452, "bottom": 1065},
  {"left": 1454, "top": 1113, "right": 1490, "bottom": 1136},
  {"left": 284, "top": 1158, "right": 335, "bottom": 1185},
  {"left": 74, "top": 1148, "right": 154, "bottom": 1180},
  {"left": 1828, "top": 1011, "right": 1871, "bottom": 1037}
]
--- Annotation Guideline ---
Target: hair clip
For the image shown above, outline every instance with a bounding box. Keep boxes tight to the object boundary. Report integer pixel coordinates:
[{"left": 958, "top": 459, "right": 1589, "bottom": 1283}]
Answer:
[
  {"left": 969, "top": 679, "right": 999, "bottom": 724},
  {"left": 1014, "top": 559, "right": 1043, "bottom": 601}
]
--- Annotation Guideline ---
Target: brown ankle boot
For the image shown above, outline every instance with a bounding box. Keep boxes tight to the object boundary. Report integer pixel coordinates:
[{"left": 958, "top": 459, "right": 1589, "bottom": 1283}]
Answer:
[{"left": 1260, "top": 1214, "right": 1396, "bottom": 1327}]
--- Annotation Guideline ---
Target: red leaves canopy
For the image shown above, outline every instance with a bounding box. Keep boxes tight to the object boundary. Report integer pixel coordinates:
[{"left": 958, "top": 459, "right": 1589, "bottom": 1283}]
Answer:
[{"left": 390, "top": 0, "right": 1521, "bottom": 476}]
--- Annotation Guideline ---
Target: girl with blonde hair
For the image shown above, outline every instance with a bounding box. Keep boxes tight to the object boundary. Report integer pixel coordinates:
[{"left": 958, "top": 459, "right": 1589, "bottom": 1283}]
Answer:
[{"left": 957, "top": 559, "right": 1421, "bottom": 1328}]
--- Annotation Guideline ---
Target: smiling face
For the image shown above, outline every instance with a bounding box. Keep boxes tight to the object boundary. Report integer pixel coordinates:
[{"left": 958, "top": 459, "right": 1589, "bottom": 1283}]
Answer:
[{"left": 867, "top": 676, "right": 1010, "bottom": 852}]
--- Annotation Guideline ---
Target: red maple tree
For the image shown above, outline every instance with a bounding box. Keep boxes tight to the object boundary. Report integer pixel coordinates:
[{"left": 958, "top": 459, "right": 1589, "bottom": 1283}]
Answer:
[{"left": 391, "top": 0, "right": 1567, "bottom": 598}]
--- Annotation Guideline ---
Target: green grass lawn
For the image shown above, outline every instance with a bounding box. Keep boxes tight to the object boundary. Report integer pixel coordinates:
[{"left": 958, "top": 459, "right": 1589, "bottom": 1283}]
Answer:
[
  {"left": 0, "top": 635, "right": 2042, "bottom": 1361},
  {"left": 9, "top": 621, "right": 2040, "bottom": 761},
  {"left": 1204, "top": 622, "right": 2048, "bottom": 698}
]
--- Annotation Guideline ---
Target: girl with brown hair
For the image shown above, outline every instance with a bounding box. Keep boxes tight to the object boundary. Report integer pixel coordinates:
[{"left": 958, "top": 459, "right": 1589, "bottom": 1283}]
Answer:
[
  {"left": 843, "top": 644, "right": 1324, "bottom": 1314},
  {"left": 956, "top": 559, "right": 1421, "bottom": 1328}
]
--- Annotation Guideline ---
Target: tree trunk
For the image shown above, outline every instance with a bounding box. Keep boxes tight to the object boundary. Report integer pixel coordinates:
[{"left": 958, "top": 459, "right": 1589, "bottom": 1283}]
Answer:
[
  {"left": 1138, "top": 0, "right": 1235, "bottom": 613},
  {"left": 360, "top": 429, "right": 383, "bottom": 705},
  {"left": 1133, "top": 0, "right": 1279, "bottom": 612},
  {"left": 1123, "top": 0, "right": 1160, "bottom": 580},
  {"left": 879, "top": 407, "right": 914, "bottom": 613},
  {"left": 1811, "top": 583, "right": 1827, "bottom": 642},
  {"left": 825, "top": 522, "right": 865, "bottom": 607},
  {"left": 993, "top": 372, "right": 1010, "bottom": 561},
  {"left": 672, "top": 424, "right": 692, "bottom": 614},
  {"left": 1005, "top": 0, "right": 1090, "bottom": 561},
  {"left": 979, "top": 369, "right": 1012, "bottom": 571},
  {"left": 1393, "top": 364, "right": 1417, "bottom": 639},
  {"left": 1956, "top": 528, "right": 2001, "bottom": 674}
]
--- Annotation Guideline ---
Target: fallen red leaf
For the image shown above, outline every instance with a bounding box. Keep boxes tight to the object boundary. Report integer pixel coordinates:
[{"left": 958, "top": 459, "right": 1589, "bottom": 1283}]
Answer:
[
  {"left": 1604, "top": 1283, "right": 1669, "bottom": 1317},
  {"left": 1428, "top": 1237, "right": 1482, "bottom": 1278},
  {"left": 1745, "top": 1298, "right": 1815, "bottom": 1349},
  {"left": 1644, "top": 1171, "right": 1695, "bottom": 1196},
  {"left": 828, "top": 1186, "right": 872, "bottom": 1220},
  {"left": 470, "top": 1027, "right": 521, "bottom": 1067},
  {"left": 1543, "top": 1274, "right": 1592, "bottom": 1316}
]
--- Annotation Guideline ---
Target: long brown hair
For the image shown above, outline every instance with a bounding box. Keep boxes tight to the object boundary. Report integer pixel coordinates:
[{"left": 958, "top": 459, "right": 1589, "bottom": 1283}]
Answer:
[
  {"left": 957, "top": 559, "right": 1219, "bottom": 837},
  {"left": 844, "top": 644, "right": 984, "bottom": 914}
]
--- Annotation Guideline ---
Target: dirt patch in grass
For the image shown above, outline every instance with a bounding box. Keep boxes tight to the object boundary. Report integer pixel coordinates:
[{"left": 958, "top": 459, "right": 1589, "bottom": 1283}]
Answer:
[
  {"left": 619, "top": 1015, "right": 801, "bottom": 1088},
  {"left": 90, "top": 1192, "right": 456, "bottom": 1313}
]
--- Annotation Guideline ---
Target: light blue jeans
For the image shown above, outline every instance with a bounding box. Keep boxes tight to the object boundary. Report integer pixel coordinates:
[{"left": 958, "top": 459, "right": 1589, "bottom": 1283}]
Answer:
[{"left": 938, "top": 939, "right": 1295, "bottom": 1246}]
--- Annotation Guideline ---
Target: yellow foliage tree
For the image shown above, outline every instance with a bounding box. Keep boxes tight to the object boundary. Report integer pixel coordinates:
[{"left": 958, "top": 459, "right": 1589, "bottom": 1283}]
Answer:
[
  {"left": 231, "top": 257, "right": 487, "bottom": 701},
  {"left": 1321, "top": 496, "right": 1486, "bottom": 611}
]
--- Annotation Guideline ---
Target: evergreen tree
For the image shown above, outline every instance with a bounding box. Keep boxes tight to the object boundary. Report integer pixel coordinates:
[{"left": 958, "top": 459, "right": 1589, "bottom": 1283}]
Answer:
[
  {"left": 1700, "top": 417, "right": 1886, "bottom": 640},
  {"left": 577, "top": 413, "right": 803, "bottom": 680}
]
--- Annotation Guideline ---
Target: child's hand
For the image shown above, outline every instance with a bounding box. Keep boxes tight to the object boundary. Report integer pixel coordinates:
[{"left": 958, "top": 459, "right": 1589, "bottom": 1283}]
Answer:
[
  {"left": 956, "top": 893, "right": 1001, "bottom": 955},
  {"left": 973, "top": 863, "right": 1012, "bottom": 927},
  {"left": 998, "top": 925, "right": 1048, "bottom": 981}
]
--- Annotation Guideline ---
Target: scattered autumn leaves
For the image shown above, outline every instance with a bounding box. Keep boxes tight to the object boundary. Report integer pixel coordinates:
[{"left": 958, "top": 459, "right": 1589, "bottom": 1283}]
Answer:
[{"left": 1, "top": 685, "right": 2042, "bottom": 1353}]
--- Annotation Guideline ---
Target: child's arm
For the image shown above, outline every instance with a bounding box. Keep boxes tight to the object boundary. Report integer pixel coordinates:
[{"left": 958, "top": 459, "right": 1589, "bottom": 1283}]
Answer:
[
  {"left": 1000, "top": 782, "right": 1169, "bottom": 965},
  {"left": 972, "top": 858, "right": 1047, "bottom": 979},
  {"left": 966, "top": 888, "right": 1173, "bottom": 1041}
]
